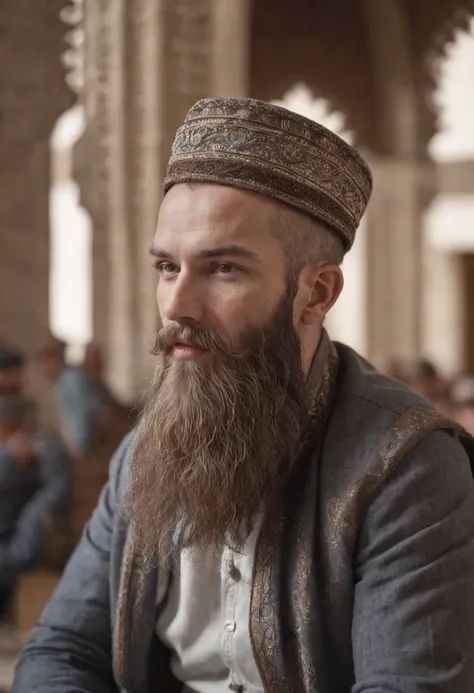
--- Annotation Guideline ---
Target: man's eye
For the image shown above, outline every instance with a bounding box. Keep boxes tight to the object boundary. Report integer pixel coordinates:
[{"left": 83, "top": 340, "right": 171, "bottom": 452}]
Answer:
[
  {"left": 158, "top": 262, "right": 177, "bottom": 275},
  {"left": 216, "top": 263, "right": 237, "bottom": 274}
]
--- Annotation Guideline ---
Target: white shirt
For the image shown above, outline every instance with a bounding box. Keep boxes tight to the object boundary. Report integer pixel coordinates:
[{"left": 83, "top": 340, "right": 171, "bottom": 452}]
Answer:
[{"left": 156, "top": 517, "right": 264, "bottom": 693}]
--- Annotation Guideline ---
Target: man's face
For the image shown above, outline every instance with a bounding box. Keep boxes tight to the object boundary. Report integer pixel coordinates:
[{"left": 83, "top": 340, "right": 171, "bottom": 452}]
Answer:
[
  {"left": 131, "top": 184, "right": 307, "bottom": 562},
  {"left": 151, "top": 183, "right": 289, "bottom": 352}
]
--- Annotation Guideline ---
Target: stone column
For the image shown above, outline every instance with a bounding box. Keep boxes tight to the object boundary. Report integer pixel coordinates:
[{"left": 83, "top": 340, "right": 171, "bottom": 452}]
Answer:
[
  {"left": 210, "top": 0, "right": 251, "bottom": 97},
  {"left": 0, "top": 1, "right": 74, "bottom": 418},
  {"left": 461, "top": 254, "right": 474, "bottom": 373},
  {"left": 73, "top": 0, "right": 110, "bottom": 355},
  {"left": 421, "top": 244, "right": 464, "bottom": 375},
  {"left": 73, "top": 0, "right": 137, "bottom": 402},
  {"left": 123, "top": 0, "right": 252, "bottom": 391},
  {"left": 362, "top": 0, "right": 426, "bottom": 369},
  {"left": 363, "top": 156, "right": 431, "bottom": 369},
  {"left": 74, "top": 0, "right": 251, "bottom": 399},
  {"left": 100, "top": 0, "right": 138, "bottom": 402},
  {"left": 122, "top": 0, "right": 164, "bottom": 391}
]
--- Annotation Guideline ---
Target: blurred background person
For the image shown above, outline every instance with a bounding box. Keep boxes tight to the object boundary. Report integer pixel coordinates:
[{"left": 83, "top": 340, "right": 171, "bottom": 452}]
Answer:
[
  {"left": 0, "top": 345, "right": 26, "bottom": 398},
  {"left": 0, "top": 394, "right": 71, "bottom": 625},
  {"left": 82, "top": 341, "right": 135, "bottom": 437},
  {"left": 36, "top": 337, "right": 101, "bottom": 457},
  {"left": 407, "top": 358, "right": 453, "bottom": 416},
  {"left": 36, "top": 337, "right": 134, "bottom": 543},
  {"left": 408, "top": 359, "right": 444, "bottom": 401}
]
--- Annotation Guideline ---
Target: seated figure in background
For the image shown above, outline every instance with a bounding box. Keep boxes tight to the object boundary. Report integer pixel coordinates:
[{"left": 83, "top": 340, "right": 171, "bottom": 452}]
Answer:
[
  {"left": 408, "top": 358, "right": 453, "bottom": 415},
  {"left": 0, "top": 343, "right": 26, "bottom": 397},
  {"left": 82, "top": 341, "right": 136, "bottom": 436},
  {"left": 36, "top": 338, "right": 102, "bottom": 457},
  {"left": 0, "top": 394, "right": 71, "bottom": 623},
  {"left": 36, "top": 338, "right": 134, "bottom": 458},
  {"left": 37, "top": 338, "right": 134, "bottom": 543}
]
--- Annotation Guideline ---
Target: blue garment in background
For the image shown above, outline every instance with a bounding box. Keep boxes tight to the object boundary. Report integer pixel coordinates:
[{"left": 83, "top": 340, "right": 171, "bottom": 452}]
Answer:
[
  {"left": 54, "top": 366, "right": 102, "bottom": 456},
  {"left": 0, "top": 432, "right": 71, "bottom": 584}
]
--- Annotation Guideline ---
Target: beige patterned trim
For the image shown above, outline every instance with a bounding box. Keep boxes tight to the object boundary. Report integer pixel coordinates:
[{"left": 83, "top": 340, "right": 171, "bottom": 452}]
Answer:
[
  {"left": 112, "top": 530, "right": 136, "bottom": 690},
  {"left": 250, "top": 334, "right": 340, "bottom": 692},
  {"left": 249, "top": 523, "right": 281, "bottom": 693}
]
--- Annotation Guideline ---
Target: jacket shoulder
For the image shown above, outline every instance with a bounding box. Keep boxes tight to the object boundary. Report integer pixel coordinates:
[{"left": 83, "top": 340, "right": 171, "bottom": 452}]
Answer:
[
  {"left": 332, "top": 343, "right": 465, "bottom": 441},
  {"left": 321, "top": 344, "right": 469, "bottom": 545},
  {"left": 335, "top": 342, "right": 429, "bottom": 416}
]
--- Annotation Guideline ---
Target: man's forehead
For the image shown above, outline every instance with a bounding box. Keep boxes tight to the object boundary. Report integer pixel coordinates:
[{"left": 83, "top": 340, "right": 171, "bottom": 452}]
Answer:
[
  {"left": 159, "top": 183, "right": 278, "bottom": 224},
  {"left": 154, "top": 183, "right": 282, "bottom": 251}
]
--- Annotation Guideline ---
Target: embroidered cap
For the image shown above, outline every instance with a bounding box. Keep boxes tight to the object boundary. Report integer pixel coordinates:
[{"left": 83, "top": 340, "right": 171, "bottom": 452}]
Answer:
[{"left": 164, "top": 97, "right": 373, "bottom": 251}]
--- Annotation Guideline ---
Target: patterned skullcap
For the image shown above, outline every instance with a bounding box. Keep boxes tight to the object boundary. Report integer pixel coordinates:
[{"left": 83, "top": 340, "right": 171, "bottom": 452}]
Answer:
[{"left": 164, "top": 97, "right": 373, "bottom": 251}]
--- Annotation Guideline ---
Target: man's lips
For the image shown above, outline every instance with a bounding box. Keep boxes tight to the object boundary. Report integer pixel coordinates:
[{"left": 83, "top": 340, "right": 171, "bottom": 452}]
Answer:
[{"left": 171, "top": 342, "right": 208, "bottom": 359}]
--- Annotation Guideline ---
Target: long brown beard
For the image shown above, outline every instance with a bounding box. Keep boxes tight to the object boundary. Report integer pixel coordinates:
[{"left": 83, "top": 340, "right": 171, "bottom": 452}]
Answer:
[{"left": 129, "top": 293, "right": 305, "bottom": 563}]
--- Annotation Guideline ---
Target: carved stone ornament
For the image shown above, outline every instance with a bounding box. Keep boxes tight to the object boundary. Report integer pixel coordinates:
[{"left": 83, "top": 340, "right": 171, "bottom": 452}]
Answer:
[{"left": 60, "top": 0, "right": 85, "bottom": 95}]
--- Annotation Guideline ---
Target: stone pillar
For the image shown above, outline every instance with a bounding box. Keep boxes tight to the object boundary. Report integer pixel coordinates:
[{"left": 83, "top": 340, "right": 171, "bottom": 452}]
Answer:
[
  {"left": 100, "top": 0, "right": 138, "bottom": 401},
  {"left": 123, "top": 0, "right": 164, "bottom": 391},
  {"left": 73, "top": 0, "right": 110, "bottom": 354},
  {"left": 0, "top": 1, "right": 74, "bottom": 418},
  {"left": 125, "top": 0, "right": 251, "bottom": 389},
  {"left": 73, "top": 0, "right": 137, "bottom": 402},
  {"left": 363, "top": 0, "right": 419, "bottom": 157},
  {"left": 74, "top": 0, "right": 251, "bottom": 399},
  {"left": 326, "top": 219, "right": 368, "bottom": 357},
  {"left": 421, "top": 244, "right": 464, "bottom": 375},
  {"left": 363, "top": 156, "right": 431, "bottom": 368},
  {"left": 362, "top": 0, "right": 426, "bottom": 368},
  {"left": 461, "top": 254, "right": 474, "bottom": 373},
  {"left": 210, "top": 0, "right": 251, "bottom": 97}
]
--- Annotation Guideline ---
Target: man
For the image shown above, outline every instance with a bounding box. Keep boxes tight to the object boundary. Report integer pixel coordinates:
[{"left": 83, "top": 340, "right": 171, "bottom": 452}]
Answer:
[
  {"left": 0, "top": 344, "right": 26, "bottom": 397},
  {"left": 36, "top": 337, "right": 102, "bottom": 456},
  {"left": 13, "top": 98, "right": 474, "bottom": 692},
  {"left": 408, "top": 358, "right": 443, "bottom": 401},
  {"left": 0, "top": 394, "right": 71, "bottom": 622},
  {"left": 82, "top": 341, "right": 135, "bottom": 436}
]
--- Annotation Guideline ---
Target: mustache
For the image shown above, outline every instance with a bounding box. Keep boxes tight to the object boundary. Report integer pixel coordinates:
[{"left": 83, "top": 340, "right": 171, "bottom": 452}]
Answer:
[{"left": 152, "top": 324, "right": 242, "bottom": 357}]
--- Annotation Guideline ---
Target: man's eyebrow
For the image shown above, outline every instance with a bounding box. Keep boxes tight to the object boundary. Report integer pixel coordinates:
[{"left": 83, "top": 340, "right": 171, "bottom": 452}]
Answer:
[
  {"left": 149, "top": 245, "right": 172, "bottom": 259},
  {"left": 149, "top": 244, "right": 262, "bottom": 262},
  {"left": 197, "top": 244, "right": 262, "bottom": 262}
]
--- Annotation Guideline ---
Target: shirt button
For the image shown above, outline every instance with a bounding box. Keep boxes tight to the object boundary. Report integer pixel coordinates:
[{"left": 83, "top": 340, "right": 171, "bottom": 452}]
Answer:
[{"left": 224, "top": 620, "right": 236, "bottom": 633}]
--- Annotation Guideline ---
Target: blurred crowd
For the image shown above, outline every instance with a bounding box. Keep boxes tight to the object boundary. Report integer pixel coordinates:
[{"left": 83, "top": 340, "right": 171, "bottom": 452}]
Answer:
[
  {"left": 385, "top": 357, "right": 474, "bottom": 435},
  {"left": 0, "top": 337, "right": 133, "bottom": 628}
]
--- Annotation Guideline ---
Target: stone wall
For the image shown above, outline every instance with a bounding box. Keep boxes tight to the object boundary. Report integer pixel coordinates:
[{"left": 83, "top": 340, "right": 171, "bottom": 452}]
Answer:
[{"left": 0, "top": 0, "right": 75, "bottom": 420}]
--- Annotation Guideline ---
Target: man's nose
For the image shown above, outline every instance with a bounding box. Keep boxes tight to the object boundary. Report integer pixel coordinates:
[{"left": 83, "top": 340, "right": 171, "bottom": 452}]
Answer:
[{"left": 160, "top": 274, "right": 204, "bottom": 324}]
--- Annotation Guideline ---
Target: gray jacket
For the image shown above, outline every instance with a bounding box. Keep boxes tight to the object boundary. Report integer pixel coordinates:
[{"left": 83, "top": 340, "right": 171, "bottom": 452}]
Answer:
[{"left": 12, "top": 341, "right": 474, "bottom": 692}]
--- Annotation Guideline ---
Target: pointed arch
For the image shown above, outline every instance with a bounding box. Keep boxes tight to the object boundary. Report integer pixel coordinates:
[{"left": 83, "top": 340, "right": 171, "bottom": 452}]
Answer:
[
  {"left": 429, "top": 17, "right": 474, "bottom": 161},
  {"left": 50, "top": 106, "right": 93, "bottom": 357}
]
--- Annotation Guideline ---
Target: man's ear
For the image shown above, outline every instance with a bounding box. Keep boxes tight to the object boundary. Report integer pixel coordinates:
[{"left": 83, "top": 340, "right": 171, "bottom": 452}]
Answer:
[{"left": 296, "top": 264, "right": 344, "bottom": 326}]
